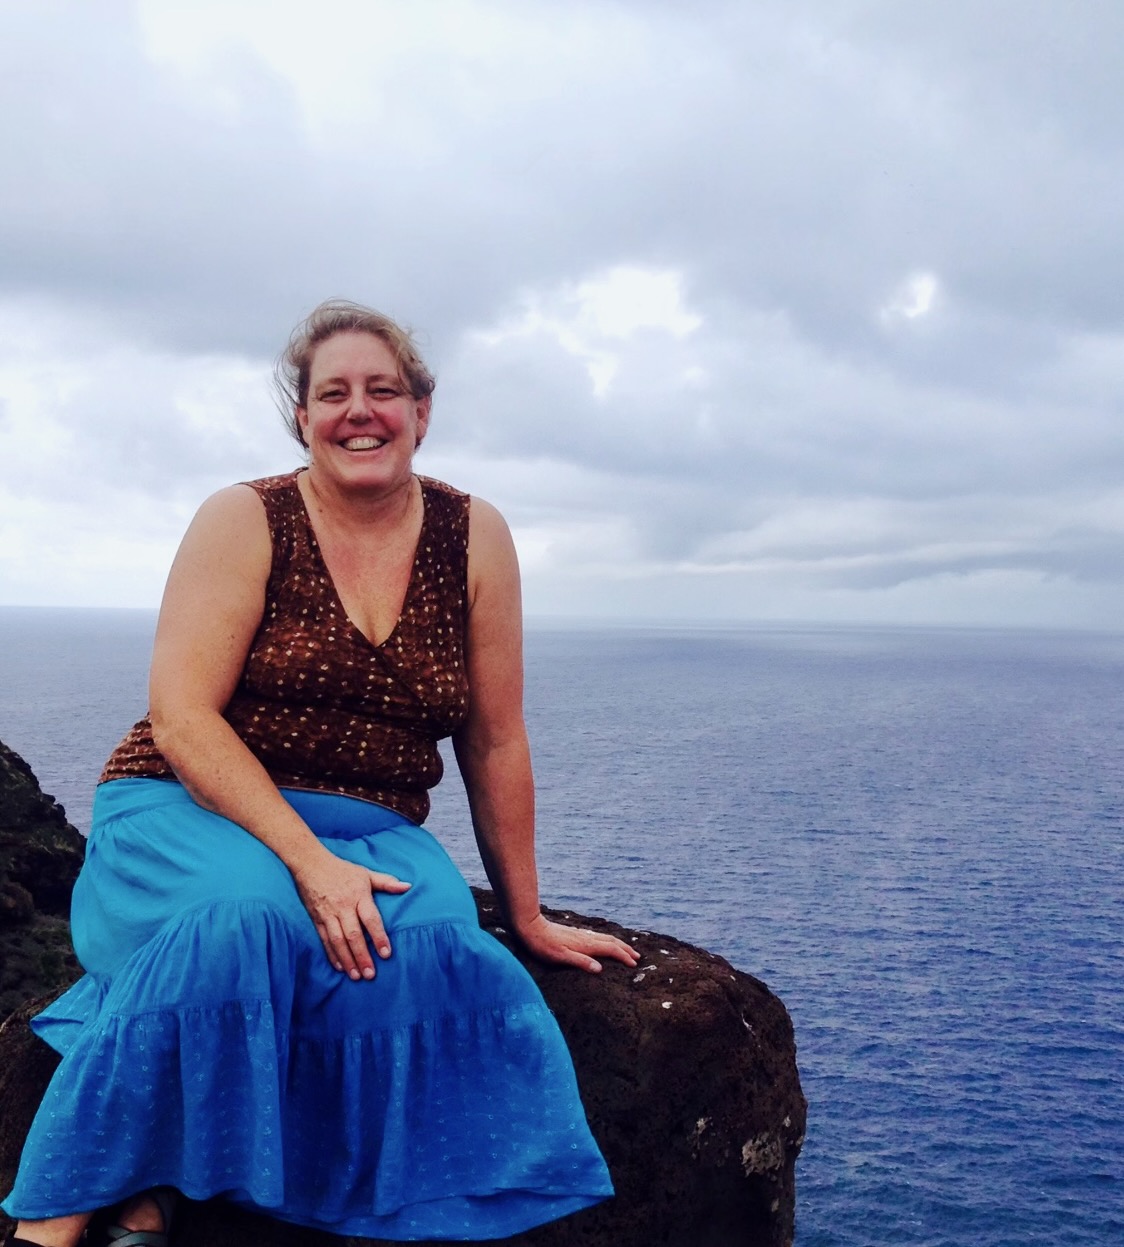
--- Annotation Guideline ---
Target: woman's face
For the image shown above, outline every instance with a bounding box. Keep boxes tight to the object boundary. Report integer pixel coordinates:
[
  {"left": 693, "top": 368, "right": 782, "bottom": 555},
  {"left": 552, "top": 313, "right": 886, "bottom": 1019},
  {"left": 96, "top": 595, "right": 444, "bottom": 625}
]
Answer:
[{"left": 297, "top": 330, "right": 430, "bottom": 495}]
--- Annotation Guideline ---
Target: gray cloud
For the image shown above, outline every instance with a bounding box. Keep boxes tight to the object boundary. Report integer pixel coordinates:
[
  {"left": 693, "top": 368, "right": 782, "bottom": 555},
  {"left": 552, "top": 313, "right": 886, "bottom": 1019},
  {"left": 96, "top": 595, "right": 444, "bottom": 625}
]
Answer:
[{"left": 0, "top": 0, "right": 1122, "bottom": 624}]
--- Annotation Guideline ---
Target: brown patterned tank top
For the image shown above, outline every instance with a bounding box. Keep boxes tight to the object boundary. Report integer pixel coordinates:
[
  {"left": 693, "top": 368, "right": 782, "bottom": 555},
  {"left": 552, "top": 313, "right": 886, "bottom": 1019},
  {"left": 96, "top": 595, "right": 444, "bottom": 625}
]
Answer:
[{"left": 99, "top": 471, "right": 471, "bottom": 824}]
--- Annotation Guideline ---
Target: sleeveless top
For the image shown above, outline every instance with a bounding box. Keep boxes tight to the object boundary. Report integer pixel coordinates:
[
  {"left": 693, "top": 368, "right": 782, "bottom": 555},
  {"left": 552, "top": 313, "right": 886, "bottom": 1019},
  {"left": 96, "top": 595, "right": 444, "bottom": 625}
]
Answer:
[{"left": 99, "top": 471, "right": 471, "bottom": 825}]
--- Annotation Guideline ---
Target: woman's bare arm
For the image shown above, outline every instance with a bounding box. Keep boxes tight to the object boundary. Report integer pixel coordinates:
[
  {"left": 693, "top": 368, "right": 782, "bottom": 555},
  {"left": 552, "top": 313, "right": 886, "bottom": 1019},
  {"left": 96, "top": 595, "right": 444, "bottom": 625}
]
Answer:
[
  {"left": 148, "top": 485, "right": 409, "bottom": 980},
  {"left": 452, "top": 498, "right": 639, "bottom": 973}
]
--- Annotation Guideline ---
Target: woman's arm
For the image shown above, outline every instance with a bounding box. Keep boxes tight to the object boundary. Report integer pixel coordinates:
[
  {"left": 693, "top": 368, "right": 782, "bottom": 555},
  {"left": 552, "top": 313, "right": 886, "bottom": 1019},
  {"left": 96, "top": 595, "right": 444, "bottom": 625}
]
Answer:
[
  {"left": 148, "top": 485, "right": 409, "bottom": 981},
  {"left": 452, "top": 498, "right": 639, "bottom": 973}
]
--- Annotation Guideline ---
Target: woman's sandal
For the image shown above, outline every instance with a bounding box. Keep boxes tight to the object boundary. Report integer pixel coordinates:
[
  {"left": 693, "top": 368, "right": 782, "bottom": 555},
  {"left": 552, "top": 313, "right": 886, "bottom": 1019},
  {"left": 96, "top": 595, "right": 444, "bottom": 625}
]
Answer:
[
  {"left": 3, "top": 1187, "right": 178, "bottom": 1247},
  {"left": 91, "top": 1187, "right": 178, "bottom": 1247}
]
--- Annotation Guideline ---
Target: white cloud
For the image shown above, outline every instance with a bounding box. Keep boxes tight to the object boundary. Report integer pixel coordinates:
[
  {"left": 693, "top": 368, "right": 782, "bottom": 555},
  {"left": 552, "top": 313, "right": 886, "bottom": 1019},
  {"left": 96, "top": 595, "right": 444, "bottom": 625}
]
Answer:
[
  {"left": 880, "top": 271, "right": 940, "bottom": 325},
  {"left": 472, "top": 265, "right": 700, "bottom": 396},
  {"left": 0, "top": 297, "right": 294, "bottom": 607},
  {"left": 1, "top": 1, "right": 1123, "bottom": 627}
]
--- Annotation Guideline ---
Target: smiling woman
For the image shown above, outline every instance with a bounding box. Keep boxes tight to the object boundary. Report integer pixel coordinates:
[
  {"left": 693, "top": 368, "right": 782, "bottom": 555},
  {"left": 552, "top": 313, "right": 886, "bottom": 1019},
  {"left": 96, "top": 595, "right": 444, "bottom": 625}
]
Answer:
[{"left": 1, "top": 299, "right": 638, "bottom": 1246}]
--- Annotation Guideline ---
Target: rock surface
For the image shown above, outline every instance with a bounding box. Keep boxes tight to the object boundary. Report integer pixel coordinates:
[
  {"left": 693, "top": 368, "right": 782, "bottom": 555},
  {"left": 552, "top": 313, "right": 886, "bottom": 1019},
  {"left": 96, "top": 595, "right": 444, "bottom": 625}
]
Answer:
[
  {"left": 0, "top": 741, "right": 85, "bottom": 1018},
  {"left": 0, "top": 742, "right": 805, "bottom": 1246}
]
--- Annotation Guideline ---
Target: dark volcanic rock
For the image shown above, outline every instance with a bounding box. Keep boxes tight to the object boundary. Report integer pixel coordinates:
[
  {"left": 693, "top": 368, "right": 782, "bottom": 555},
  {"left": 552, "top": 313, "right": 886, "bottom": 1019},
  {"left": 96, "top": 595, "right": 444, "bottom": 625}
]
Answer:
[
  {"left": 0, "top": 993, "right": 67, "bottom": 1194},
  {"left": 0, "top": 744, "right": 805, "bottom": 1246},
  {"left": 0, "top": 741, "right": 84, "bottom": 1017},
  {"left": 469, "top": 892, "right": 807, "bottom": 1247}
]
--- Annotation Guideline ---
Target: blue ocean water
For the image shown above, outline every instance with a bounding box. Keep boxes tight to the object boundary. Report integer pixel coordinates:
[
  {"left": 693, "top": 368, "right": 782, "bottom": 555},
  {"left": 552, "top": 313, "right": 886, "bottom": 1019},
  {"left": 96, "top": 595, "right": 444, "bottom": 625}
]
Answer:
[{"left": 1, "top": 608, "right": 1121, "bottom": 1245}]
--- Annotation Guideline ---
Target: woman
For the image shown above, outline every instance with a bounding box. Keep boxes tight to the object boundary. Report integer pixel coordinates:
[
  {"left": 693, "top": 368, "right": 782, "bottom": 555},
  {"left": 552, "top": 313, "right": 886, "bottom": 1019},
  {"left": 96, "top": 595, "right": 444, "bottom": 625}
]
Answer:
[{"left": 3, "top": 300, "right": 639, "bottom": 1246}]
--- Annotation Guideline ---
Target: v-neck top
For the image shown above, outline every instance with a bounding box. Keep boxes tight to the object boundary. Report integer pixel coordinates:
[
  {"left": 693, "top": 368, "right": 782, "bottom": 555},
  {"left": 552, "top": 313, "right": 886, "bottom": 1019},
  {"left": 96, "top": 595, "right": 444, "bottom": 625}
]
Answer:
[{"left": 99, "top": 471, "right": 471, "bottom": 824}]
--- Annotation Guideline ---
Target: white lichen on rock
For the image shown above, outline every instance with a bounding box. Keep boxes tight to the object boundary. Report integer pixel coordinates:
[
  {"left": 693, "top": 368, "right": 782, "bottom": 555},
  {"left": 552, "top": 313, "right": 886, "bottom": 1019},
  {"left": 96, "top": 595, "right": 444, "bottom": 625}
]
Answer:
[{"left": 741, "top": 1133, "right": 784, "bottom": 1174}]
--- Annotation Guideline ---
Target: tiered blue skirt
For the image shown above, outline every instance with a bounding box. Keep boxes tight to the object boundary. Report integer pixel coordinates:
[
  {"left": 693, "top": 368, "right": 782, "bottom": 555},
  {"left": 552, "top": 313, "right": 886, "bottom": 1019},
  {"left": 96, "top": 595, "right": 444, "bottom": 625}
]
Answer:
[{"left": 2, "top": 779, "right": 612, "bottom": 1239}]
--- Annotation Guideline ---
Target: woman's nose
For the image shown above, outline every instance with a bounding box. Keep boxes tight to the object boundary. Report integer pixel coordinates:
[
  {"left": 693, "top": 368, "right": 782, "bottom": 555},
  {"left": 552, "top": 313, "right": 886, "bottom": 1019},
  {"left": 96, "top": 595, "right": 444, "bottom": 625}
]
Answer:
[{"left": 345, "top": 389, "right": 372, "bottom": 419}]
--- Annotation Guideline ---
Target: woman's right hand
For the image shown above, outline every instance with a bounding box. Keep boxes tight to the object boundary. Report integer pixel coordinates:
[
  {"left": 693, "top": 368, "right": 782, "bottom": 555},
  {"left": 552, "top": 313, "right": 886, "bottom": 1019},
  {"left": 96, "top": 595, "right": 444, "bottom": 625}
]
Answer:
[{"left": 292, "top": 848, "right": 411, "bottom": 979}]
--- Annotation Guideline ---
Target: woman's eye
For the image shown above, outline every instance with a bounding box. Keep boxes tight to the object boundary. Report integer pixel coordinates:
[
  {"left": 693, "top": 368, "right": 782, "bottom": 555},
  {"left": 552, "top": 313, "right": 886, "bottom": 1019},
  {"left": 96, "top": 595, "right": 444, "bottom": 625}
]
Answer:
[
  {"left": 320, "top": 389, "right": 345, "bottom": 400},
  {"left": 370, "top": 387, "right": 400, "bottom": 400}
]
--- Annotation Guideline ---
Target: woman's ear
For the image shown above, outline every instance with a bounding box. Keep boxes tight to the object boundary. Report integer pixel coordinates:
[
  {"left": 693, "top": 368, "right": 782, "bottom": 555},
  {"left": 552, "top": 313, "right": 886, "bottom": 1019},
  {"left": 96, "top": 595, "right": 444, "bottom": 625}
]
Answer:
[
  {"left": 414, "top": 396, "right": 432, "bottom": 449},
  {"left": 296, "top": 406, "right": 310, "bottom": 448}
]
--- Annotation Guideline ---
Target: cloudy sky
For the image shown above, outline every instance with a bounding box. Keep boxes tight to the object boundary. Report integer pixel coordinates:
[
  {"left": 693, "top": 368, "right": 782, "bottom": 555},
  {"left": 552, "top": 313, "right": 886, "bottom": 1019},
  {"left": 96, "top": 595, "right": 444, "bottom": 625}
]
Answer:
[{"left": 2, "top": 0, "right": 1122, "bottom": 628}]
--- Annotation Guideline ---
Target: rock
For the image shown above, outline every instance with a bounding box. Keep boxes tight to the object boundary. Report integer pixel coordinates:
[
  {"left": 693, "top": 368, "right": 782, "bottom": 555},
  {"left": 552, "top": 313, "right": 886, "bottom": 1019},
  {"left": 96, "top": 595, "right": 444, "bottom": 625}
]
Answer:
[
  {"left": 0, "top": 740, "right": 85, "bottom": 910},
  {"left": 0, "top": 995, "right": 69, "bottom": 1196},
  {"left": 0, "top": 903, "right": 806, "bottom": 1246},
  {"left": 0, "top": 744, "right": 805, "bottom": 1246},
  {"left": 0, "top": 881, "right": 35, "bottom": 926},
  {"left": 468, "top": 892, "right": 807, "bottom": 1247},
  {"left": 0, "top": 741, "right": 84, "bottom": 1018}
]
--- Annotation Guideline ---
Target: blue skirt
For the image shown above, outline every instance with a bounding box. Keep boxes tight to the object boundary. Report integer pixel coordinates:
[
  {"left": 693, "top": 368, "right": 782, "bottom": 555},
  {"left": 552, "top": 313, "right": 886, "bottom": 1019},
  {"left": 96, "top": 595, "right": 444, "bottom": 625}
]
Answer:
[{"left": 2, "top": 779, "right": 612, "bottom": 1239}]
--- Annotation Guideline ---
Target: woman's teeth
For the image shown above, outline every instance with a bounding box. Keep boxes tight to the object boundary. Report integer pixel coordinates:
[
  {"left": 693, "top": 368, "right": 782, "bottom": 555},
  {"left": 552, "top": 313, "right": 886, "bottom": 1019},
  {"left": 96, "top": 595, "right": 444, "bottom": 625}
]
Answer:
[{"left": 341, "top": 436, "right": 386, "bottom": 451}]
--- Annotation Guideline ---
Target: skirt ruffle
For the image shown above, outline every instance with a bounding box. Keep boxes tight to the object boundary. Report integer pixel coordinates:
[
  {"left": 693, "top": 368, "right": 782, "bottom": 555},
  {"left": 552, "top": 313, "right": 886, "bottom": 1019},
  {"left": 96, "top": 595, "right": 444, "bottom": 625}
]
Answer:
[{"left": 2, "top": 780, "right": 611, "bottom": 1239}]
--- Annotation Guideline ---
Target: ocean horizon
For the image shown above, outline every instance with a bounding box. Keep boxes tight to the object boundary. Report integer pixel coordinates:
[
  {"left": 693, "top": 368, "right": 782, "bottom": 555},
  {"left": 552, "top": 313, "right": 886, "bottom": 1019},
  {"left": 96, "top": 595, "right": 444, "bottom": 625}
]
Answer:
[{"left": 1, "top": 606, "right": 1121, "bottom": 1245}]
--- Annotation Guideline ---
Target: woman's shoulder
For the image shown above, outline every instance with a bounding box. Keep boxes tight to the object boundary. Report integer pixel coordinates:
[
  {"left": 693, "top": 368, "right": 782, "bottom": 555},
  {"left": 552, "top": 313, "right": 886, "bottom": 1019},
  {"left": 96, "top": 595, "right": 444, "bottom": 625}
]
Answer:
[
  {"left": 221, "top": 471, "right": 306, "bottom": 540},
  {"left": 417, "top": 475, "right": 472, "bottom": 545},
  {"left": 417, "top": 473, "right": 469, "bottom": 503},
  {"left": 181, "top": 477, "right": 286, "bottom": 558},
  {"left": 239, "top": 468, "right": 304, "bottom": 501},
  {"left": 416, "top": 476, "right": 506, "bottom": 529},
  {"left": 459, "top": 493, "right": 517, "bottom": 582}
]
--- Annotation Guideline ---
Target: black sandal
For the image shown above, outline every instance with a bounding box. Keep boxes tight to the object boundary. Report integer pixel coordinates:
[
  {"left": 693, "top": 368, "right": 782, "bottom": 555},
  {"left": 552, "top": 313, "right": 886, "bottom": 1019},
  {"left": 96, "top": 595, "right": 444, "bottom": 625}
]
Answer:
[{"left": 92, "top": 1187, "right": 178, "bottom": 1247}]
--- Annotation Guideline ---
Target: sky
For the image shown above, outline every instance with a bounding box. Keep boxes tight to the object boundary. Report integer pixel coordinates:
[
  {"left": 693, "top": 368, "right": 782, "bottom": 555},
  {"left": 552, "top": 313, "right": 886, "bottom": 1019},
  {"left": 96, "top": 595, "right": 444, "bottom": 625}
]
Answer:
[{"left": 1, "top": 0, "right": 1123, "bottom": 628}]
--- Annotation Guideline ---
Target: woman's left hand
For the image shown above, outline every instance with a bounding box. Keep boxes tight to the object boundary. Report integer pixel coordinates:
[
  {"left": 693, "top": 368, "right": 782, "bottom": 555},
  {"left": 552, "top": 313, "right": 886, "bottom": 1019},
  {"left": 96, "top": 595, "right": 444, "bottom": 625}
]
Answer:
[{"left": 514, "top": 913, "right": 642, "bottom": 974}]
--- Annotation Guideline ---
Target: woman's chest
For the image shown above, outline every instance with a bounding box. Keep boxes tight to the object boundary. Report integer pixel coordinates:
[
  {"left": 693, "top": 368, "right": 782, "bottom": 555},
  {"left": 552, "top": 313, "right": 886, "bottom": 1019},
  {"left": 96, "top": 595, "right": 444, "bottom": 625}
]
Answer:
[
  {"left": 240, "top": 490, "right": 470, "bottom": 731},
  {"left": 314, "top": 533, "right": 416, "bottom": 650}
]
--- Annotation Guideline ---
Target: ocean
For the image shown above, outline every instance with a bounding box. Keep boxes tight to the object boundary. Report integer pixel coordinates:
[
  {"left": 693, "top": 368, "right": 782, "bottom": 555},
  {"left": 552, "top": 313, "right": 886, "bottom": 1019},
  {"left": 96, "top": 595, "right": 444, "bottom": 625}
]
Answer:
[{"left": 1, "top": 607, "right": 1121, "bottom": 1246}]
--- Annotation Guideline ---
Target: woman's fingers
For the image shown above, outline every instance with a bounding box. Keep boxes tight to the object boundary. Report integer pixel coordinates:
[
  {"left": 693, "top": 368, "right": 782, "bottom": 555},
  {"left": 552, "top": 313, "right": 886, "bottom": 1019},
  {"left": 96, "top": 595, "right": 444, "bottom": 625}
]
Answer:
[
  {"left": 314, "top": 916, "right": 357, "bottom": 977},
  {"left": 320, "top": 913, "right": 376, "bottom": 980},
  {"left": 518, "top": 916, "right": 642, "bottom": 974},
  {"left": 564, "top": 929, "right": 640, "bottom": 971},
  {"left": 592, "top": 932, "right": 642, "bottom": 967},
  {"left": 297, "top": 855, "right": 410, "bottom": 978},
  {"left": 356, "top": 888, "right": 392, "bottom": 960},
  {"left": 361, "top": 871, "right": 411, "bottom": 959},
  {"left": 369, "top": 871, "right": 412, "bottom": 895},
  {"left": 555, "top": 946, "right": 604, "bottom": 973}
]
